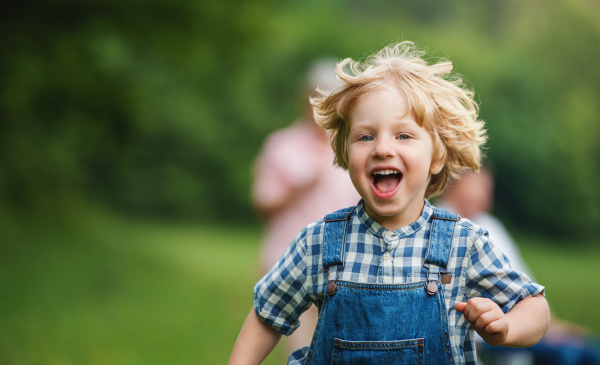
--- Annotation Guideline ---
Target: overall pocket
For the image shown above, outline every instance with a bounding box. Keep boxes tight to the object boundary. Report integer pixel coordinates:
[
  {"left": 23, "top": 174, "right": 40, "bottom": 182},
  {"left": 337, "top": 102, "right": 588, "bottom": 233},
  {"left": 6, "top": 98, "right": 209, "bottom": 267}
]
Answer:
[{"left": 330, "top": 338, "right": 424, "bottom": 365}]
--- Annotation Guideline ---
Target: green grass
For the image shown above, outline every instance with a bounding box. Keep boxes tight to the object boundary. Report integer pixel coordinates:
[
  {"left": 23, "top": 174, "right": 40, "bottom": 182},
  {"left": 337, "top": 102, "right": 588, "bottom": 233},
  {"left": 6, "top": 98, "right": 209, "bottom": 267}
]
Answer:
[
  {"left": 0, "top": 212, "right": 598, "bottom": 364},
  {"left": 0, "top": 212, "right": 287, "bottom": 365}
]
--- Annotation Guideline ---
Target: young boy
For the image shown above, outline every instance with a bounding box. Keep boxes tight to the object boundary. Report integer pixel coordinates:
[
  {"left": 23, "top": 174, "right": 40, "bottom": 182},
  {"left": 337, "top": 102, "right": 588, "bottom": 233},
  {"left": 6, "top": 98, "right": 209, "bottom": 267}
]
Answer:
[{"left": 229, "top": 42, "right": 550, "bottom": 365}]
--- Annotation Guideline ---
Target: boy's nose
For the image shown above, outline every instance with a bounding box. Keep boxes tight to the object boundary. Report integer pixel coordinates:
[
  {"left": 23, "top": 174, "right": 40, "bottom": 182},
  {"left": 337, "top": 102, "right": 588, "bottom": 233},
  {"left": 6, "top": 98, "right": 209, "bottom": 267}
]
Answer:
[{"left": 371, "top": 138, "right": 395, "bottom": 159}]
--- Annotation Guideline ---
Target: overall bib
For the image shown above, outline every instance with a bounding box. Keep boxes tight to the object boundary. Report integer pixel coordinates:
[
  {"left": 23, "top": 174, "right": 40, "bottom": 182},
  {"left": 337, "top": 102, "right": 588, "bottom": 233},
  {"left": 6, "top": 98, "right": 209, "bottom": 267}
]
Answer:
[{"left": 303, "top": 207, "right": 459, "bottom": 365}]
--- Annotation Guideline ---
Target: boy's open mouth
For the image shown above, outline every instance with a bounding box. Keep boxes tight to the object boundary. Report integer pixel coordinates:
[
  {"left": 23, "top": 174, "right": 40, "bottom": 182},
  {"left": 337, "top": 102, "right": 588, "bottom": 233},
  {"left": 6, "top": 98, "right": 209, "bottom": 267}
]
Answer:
[{"left": 371, "top": 169, "right": 402, "bottom": 196}]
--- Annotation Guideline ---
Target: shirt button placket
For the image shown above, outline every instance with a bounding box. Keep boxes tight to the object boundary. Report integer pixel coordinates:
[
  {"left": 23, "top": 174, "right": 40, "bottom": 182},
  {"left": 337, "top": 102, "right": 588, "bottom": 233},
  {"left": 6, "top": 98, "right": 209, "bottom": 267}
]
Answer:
[{"left": 381, "top": 232, "right": 396, "bottom": 284}]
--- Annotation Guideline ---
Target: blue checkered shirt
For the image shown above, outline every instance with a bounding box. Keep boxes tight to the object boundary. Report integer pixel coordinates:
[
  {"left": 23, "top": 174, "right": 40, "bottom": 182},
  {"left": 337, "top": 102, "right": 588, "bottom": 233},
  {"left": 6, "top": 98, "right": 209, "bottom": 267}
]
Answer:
[{"left": 254, "top": 199, "right": 545, "bottom": 365}]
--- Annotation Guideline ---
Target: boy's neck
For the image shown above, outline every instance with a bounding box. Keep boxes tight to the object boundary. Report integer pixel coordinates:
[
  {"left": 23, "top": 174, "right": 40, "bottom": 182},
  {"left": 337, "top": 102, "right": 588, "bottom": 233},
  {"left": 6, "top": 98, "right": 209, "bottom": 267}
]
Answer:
[{"left": 364, "top": 199, "right": 426, "bottom": 231}]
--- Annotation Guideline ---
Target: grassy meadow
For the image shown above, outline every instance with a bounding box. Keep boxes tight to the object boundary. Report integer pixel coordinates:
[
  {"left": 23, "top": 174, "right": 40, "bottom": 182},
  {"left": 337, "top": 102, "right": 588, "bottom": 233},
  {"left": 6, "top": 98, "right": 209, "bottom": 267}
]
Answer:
[{"left": 1, "top": 211, "right": 598, "bottom": 364}]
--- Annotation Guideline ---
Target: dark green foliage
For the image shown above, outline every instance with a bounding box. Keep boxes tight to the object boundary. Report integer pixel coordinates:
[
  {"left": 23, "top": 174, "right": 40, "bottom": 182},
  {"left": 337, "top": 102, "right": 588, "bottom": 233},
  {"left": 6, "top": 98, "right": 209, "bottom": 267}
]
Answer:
[{"left": 1, "top": 0, "right": 599, "bottom": 235}]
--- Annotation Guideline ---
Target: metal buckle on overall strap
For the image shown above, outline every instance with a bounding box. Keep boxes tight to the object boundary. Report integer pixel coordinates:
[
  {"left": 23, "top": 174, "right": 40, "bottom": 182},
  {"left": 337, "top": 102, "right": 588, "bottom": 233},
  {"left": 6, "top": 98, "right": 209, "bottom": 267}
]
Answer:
[
  {"left": 424, "top": 266, "right": 445, "bottom": 295},
  {"left": 322, "top": 263, "right": 344, "bottom": 296}
]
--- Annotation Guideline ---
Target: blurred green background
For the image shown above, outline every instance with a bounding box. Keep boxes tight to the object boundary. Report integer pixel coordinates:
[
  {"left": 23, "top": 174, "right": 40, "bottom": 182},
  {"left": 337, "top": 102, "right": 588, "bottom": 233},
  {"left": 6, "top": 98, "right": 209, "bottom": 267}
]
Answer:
[{"left": 1, "top": 0, "right": 599, "bottom": 364}]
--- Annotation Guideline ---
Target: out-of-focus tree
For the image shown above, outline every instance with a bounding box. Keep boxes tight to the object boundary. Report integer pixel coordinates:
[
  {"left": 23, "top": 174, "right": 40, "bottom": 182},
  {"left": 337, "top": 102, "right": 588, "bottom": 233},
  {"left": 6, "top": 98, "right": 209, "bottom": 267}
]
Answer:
[
  {"left": 470, "top": 1, "right": 600, "bottom": 236},
  {"left": 0, "top": 0, "right": 275, "bottom": 221}
]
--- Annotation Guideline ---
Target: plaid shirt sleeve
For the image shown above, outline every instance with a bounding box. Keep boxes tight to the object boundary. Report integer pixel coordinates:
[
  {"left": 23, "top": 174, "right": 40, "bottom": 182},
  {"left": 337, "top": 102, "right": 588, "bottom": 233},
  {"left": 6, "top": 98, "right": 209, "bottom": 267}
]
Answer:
[
  {"left": 464, "top": 228, "right": 545, "bottom": 313},
  {"left": 253, "top": 224, "right": 315, "bottom": 336}
]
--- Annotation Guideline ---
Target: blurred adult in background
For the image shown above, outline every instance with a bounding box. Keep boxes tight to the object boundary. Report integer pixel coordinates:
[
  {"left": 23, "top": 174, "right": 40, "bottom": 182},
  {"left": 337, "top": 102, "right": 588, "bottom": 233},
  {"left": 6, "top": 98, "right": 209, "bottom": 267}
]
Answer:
[
  {"left": 251, "top": 59, "right": 360, "bottom": 353},
  {"left": 438, "top": 168, "right": 599, "bottom": 365}
]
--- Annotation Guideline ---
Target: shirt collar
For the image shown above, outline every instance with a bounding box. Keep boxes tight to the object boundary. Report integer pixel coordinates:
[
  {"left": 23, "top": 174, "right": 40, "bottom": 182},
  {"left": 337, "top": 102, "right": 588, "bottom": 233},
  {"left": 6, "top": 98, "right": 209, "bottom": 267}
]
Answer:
[{"left": 356, "top": 199, "right": 433, "bottom": 239}]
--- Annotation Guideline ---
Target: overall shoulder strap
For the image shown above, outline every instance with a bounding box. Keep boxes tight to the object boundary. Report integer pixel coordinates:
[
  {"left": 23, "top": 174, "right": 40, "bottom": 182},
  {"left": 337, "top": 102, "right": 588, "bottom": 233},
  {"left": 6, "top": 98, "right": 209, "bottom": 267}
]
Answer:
[
  {"left": 424, "top": 207, "right": 460, "bottom": 269},
  {"left": 322, "top": 206, "right": 354, "bottom": 268}
]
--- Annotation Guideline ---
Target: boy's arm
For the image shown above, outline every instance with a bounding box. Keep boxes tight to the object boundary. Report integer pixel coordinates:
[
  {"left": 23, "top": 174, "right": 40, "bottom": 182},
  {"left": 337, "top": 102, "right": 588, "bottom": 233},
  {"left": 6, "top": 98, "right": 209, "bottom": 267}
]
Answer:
[
  {"left": 461, "top": 230, "right": 549, "bottom": 347},
  {"left": 235, "top": 221, "right": 312, "bottom": 364},
  {"left": 455, "top": 293, "right": 549, "bottom": 347},
  {"left": 228, "top": 308, "right": 282, "bottom": 365}
]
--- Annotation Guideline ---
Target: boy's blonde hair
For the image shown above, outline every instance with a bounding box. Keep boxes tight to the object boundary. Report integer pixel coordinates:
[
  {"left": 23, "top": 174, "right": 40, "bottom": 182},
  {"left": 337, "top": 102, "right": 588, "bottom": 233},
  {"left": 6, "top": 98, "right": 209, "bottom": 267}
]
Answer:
[{"left": 311, "top": 41, "right": 487, "bottom": 198}]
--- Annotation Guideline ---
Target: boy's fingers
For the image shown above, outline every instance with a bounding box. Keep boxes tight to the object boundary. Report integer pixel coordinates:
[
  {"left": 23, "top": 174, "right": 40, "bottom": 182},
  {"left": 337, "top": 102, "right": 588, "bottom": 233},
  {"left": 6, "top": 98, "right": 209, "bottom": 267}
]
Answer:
[
  {"left": 481, "top": 318, "right": 506, "bottom": 335},
  {"left": 466, "top": 297, "right": 490, "bottom": 308},
  {"left": 463, "top": 298, "right": 495, "bottom": 325},
  {"left": 457, "top": 298, "right": 500, "bottom": 327},
  {"left": 474, "top": 310, "right": 502, "bottom": 332},
  {"left": 455, "top": 302, "right": 467, "bottom": 313}
]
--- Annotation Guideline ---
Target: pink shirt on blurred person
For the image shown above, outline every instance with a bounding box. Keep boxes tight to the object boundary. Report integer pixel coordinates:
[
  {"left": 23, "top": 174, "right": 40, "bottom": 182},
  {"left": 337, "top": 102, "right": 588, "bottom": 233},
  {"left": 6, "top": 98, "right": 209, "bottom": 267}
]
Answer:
[{"left": 252, "top": 121, "right": 360, "bottom": 273}]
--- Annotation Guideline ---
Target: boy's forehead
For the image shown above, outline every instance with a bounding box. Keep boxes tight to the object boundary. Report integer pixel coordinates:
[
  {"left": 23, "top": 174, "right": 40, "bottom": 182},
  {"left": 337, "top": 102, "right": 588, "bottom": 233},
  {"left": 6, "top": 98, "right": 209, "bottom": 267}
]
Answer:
[
  {"left": 353, "top": 83, "right": 411, "bottom": 109},
  {"left": 348, "top": 87, "right": 414, "bottom": 126}
]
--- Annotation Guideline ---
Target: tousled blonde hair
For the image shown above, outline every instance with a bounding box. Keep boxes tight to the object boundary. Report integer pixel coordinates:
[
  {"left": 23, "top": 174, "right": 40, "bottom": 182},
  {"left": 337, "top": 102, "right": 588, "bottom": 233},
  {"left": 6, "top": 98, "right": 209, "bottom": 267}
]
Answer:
[{"left": 310, "top": 41, "right": 487, "bottom": 198}]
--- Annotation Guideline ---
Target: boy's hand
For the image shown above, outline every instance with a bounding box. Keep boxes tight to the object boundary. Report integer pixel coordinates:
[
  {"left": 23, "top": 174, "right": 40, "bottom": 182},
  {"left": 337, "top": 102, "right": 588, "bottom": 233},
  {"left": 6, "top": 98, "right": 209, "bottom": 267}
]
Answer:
[{"left": 455, "top": 298, "right": 508, "bottom": 346}]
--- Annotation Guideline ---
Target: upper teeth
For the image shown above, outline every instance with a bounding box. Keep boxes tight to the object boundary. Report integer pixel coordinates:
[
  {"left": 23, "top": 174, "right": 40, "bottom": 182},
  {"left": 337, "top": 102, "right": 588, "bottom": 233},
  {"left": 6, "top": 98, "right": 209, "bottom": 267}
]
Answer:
[{"left": 373, "top": 170, "right": 399, "bottom": 175}]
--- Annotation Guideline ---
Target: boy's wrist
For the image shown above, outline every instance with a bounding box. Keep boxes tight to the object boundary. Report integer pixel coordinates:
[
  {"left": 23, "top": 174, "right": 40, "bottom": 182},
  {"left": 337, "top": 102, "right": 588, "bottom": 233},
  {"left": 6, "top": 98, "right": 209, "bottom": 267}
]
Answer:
[{"left": 497, "top": 294, "right": 549, "bottom": 347}]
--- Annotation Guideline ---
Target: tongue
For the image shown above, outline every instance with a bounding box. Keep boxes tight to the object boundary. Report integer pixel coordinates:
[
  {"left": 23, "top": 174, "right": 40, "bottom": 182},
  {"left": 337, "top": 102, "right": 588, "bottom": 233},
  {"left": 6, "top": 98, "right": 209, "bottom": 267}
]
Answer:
[{"left": 375, "top": 175, "right": 401, "bottom": 193}]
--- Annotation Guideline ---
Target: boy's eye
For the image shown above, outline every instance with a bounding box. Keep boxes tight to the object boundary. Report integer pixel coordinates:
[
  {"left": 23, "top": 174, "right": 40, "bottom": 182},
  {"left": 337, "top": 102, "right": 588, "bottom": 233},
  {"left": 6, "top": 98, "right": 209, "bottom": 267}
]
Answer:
[
  {"left": 360, "top": 135, "right": 374, "bottom": 142},
  {"left": 397, "top": 134, "right": 410, "bottom": 140}
]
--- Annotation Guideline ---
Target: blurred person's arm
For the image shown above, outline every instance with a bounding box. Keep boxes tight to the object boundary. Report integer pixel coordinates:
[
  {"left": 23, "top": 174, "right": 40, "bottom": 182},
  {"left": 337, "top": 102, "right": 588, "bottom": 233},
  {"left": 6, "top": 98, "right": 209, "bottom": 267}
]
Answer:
[
  {"left": 252, "top": 164, "right": 316, "bottom": 217},
  {"left": 228, "top": 308, "right": 282, "bottom": 365},
  {"left": 251, "top": 130, "right": 320, "bottom": 217}
]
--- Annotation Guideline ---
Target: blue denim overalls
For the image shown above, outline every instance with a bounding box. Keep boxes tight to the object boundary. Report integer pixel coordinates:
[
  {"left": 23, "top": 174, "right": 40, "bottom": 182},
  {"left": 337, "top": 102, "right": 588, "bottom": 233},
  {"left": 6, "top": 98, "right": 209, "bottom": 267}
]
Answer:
[{"left": 296, "top": 206, "right": 459, "bottom": 365}]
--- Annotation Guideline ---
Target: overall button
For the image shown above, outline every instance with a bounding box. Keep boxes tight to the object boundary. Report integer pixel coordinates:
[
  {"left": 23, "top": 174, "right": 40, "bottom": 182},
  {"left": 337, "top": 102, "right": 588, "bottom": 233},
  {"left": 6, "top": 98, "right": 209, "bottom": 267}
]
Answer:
[{"left": 383, "top": 252, "right": 391, "bottom": 261}]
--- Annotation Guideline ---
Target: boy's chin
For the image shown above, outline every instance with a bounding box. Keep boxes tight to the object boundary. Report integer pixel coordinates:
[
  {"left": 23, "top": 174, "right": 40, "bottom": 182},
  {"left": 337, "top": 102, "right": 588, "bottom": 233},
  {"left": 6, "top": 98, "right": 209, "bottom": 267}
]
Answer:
[
  {"left": 364, "top": 196, "right": 426, "bottom": 227},
  {"left": 372, "top": 208, "right": 405, "bottom": 219}
]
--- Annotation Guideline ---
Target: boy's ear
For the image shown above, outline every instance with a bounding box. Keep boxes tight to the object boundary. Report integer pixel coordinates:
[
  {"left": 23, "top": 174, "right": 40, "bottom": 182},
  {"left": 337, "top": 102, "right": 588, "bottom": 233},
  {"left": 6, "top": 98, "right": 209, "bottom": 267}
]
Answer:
[{"left": 430, "top": 156, "right": 444, "bottom": 175}]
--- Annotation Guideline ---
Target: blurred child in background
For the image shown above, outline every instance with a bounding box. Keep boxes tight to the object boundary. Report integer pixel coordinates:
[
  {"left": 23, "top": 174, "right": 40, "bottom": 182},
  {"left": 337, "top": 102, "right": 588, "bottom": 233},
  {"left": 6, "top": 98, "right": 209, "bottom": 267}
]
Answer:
[
  {"left": 251, "top": 59, "right": 360, "bottom": 354},
  {"left": 438, "top": 167, "right": 599, "bottom": 365}
]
